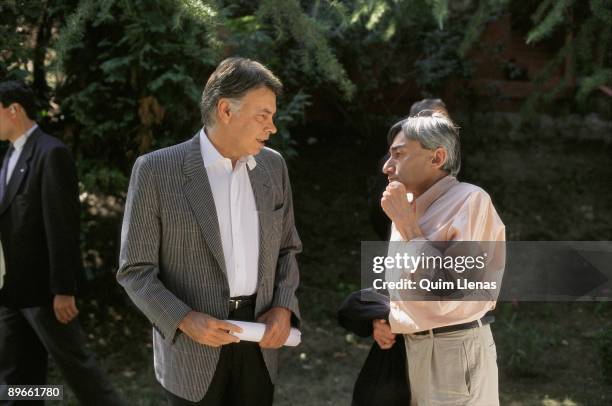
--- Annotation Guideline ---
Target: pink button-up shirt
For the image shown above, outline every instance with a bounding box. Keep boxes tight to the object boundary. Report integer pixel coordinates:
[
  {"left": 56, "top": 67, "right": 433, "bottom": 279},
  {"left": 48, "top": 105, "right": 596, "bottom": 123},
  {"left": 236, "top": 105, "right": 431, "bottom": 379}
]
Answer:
[{"left": 388, "top": 175, "right": 506, "bottom": 334}]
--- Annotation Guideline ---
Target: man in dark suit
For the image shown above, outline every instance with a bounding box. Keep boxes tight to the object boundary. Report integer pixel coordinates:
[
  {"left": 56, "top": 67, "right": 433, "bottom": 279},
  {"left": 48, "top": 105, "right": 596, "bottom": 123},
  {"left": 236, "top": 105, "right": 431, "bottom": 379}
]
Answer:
[{"left": 0, "top": 80, "right": 121, "bottom": 405}]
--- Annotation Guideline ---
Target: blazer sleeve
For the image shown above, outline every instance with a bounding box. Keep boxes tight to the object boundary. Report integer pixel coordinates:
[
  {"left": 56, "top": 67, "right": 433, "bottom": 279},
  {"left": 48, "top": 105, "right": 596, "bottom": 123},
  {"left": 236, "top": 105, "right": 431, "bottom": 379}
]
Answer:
[
  {"left": 271, "top": 157, "right": 302, "bottom": 325},
  {"left": 41, "top": 146, "right": 82, "bottom": 296},
  {"left": 117, "top": 155, "right": 192, "bottom": 345}
]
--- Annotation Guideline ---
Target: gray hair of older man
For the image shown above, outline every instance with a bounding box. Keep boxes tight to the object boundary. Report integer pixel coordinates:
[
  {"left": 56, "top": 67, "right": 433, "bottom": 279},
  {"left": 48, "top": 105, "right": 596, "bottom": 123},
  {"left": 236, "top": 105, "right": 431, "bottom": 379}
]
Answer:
[
  {"left": 386, "top": 98, "right": 449, "bottom": 147},
  {"left": 387, "top": 112, "right": 461, "bottom": 177},
  {"left": 200, "top": 57, "right": 283, "bottom": 130}
]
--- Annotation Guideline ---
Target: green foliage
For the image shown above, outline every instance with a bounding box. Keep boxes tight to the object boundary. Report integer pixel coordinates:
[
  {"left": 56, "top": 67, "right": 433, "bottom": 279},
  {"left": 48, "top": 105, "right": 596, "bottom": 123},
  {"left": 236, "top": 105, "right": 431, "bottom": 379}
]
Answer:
[
  {"left": 53, "top": 0, "right": 98, "bottom": 72},
  {"left": 426, "top": 0, "right": 449, "bottom": 29},
  {"left": 523, "top": 0, "right": 611, "bottom": 111},
  {"left": 576, "top": 68, "right": 612, "bottom": 105},
  {"left": 296, "top": 0, "right": 469, "bottom": 139},
  {"left": 0, "top": 0, "right": 75, "bottom": 108},
  {"left": 452, "top": 0, "right": 611, "bottom": 112},
  {"left": 50, "top": 0, "right": 351, "bottom": 193},
  {"left": 1, "top": 0, "right": 354, "bottom": 194},
  {"left": 596, "top": 326, "right": 612, "bottom": 384},
  {"left": 257, "top": 0, "right": 355, "bottom": 100},
  {"left": 270, "top": 90, "right": 311, "bottom": 159},
  {"left": 526, "top": 0, "right": 573, "bottom": 44},
  {"left": 415, "top": 29, "right": 469, "bottom": 96},
  {"left": 54, "top": 0, "right": 216, "bottom": 191},
  {"left": 591, "top": 0, "right": 612, "bottom": 24},
  {"left": 497, "top": 311, "right": 549, "bottom": 377},
  {"left": 0, "top": 1, "right": 32, "bottom": 80},
  {"left": 458, "top": 0, "right": 509, "bottom": 57},
  {"left": 3, "top": 0, "right": 610, "bottom": 195}
]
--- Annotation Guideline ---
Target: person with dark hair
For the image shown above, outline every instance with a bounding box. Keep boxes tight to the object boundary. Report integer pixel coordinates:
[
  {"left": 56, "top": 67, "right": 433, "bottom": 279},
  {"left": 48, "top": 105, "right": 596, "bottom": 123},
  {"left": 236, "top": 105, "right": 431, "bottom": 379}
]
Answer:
[
  {"left": 369, "top": 98, "right": 450, "bottom": 240},
  {"left": 0, "top": 80, "right": 122, "bottom": 405},
  {"left": 407, "top": 98, "right": 448, "bottom": 117},
  {"left": 118, "top": 57, "right": 301, "bottom": 406}
]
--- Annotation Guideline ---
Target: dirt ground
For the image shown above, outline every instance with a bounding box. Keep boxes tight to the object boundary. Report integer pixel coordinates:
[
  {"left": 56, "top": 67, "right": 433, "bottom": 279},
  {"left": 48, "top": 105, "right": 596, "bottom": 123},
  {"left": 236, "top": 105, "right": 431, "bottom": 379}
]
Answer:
[{"left": 50, "top": 299, "right": 612, "bottom": 405}]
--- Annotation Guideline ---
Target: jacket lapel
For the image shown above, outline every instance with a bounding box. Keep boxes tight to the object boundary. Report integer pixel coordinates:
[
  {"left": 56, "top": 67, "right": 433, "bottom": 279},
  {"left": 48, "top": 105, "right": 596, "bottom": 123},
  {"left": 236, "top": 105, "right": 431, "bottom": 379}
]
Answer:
[
  {"left": 248, "top": 156, "right": 272, "bottom": 284},
  {"left": 182, "top": 134, "right": 227, "bottom": 277},
  {"left": 0, "top": 129, "right": 39, "bottom": 215}
]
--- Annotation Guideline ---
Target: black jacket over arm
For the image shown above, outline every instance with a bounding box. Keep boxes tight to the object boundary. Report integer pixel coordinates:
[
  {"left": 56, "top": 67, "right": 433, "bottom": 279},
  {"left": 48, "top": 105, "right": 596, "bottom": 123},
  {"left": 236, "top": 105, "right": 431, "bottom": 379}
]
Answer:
[
  {"left": 338, "top": 289, "right": 410, "bottom": 406},
  {"left": 0, "top": 128, "right": 83, "bottom": 308}
]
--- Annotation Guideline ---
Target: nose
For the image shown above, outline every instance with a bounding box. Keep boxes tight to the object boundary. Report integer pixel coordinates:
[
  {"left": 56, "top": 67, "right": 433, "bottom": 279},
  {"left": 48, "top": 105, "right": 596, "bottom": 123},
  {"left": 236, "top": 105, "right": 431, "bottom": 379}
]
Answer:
[
  {"left": 267, "top": 118, "right": 277, "bottom": 135},
  {"left": 382, "top": 156, "right": 394, "bottom": 175}
]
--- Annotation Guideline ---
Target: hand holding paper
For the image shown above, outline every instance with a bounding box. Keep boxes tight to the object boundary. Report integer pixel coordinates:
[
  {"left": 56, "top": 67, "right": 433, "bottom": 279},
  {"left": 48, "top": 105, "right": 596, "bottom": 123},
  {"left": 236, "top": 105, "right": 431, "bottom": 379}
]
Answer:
[
  {"left": 180, "top": 312, "right": 242, "bottom": 347},
  {"left": 225, "top": 320, "right": 301, "bottom": 347},
  {"left": 256, "top": 306, "right": 293, "bottom": 349}
]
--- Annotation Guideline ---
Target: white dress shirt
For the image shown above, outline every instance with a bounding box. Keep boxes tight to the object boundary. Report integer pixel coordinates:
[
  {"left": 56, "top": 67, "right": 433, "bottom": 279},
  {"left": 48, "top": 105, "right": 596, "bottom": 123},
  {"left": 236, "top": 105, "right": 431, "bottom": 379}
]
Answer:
[
  {"left": 0, "top": 124, "right": 36, "bottom": 288},
  {"left": 6, "top": 123, "right": 37, "bottom": 184},
  {"left": 200, "top": 129, "right": 259, "bottom": 297}
]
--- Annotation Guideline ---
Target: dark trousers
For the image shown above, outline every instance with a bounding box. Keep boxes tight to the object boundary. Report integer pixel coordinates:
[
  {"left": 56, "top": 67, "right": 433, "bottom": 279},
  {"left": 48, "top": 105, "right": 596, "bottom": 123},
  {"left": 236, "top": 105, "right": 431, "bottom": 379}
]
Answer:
[
  {"left": 0, "top": 305, "right": 122, "bottom": 406},
  {"left": 165, "top": 304, "right": 274, "bottom": 406}
]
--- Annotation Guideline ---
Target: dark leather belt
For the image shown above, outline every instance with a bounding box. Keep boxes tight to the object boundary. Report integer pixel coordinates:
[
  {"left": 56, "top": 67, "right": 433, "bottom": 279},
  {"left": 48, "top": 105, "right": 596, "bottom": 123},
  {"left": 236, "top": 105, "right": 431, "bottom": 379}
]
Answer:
[
  {"left": 229, "top": 294, "right": 256, "bottom": 311},
  {"left": 413, "top": 315, "right": 495, "bottom": 336}
]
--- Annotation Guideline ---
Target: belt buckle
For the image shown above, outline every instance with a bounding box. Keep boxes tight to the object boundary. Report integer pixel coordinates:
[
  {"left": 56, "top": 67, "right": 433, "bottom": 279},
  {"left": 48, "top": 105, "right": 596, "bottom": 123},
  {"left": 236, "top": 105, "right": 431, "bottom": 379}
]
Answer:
[{"left": 230, "top": 299, "right": 241, "bottom": 311}]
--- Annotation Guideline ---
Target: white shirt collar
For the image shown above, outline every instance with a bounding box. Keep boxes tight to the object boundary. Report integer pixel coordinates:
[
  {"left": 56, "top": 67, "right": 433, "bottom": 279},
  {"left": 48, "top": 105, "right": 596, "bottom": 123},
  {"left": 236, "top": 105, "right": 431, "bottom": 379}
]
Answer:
[
  {"left": 12, "top": 123, "right": 38, "bottom": 152},
  {"left": 199, "top": 128, "right": 257, "bottom": 170}
]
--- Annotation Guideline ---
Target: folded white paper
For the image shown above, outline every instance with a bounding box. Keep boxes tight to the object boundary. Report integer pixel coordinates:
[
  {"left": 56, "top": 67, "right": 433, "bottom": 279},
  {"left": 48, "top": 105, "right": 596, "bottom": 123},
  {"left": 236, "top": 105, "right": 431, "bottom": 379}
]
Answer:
[{"left": 224, "top": 320, "right": 301, "bottom": 347}]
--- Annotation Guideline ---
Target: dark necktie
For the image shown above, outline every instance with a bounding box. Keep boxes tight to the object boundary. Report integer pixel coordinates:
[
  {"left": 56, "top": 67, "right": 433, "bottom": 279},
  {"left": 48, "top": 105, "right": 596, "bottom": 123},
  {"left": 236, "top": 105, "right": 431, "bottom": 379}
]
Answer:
[{"left": 0, "top": 145, "right": 15, "bottom": 203}]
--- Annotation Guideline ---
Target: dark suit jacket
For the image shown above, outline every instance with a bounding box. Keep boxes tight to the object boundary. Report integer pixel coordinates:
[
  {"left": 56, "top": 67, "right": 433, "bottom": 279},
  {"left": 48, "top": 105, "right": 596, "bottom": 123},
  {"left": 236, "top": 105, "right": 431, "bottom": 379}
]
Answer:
[
  {"left": 338, "top": 289, "right": 411, "bottom": 406},
  {"left": 0, "top": 127, "right": 83, "bottom": 308}
]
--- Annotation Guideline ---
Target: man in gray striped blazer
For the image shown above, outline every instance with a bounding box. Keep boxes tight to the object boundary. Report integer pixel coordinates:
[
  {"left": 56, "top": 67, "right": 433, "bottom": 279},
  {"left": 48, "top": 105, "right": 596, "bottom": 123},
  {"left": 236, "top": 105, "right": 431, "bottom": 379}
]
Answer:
[{"left": 118, "top": 57, "right": 301, "bottom": 405}]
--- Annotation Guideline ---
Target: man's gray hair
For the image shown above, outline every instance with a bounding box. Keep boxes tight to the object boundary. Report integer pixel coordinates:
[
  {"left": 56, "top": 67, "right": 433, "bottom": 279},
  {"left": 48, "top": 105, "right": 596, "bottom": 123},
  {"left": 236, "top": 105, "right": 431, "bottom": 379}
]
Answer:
[
  {"left": 398, "top": 112, "right": 461, "bottom": 177},
  {"left": 201, "top": 57, "right": 283, "bottom": 129}
]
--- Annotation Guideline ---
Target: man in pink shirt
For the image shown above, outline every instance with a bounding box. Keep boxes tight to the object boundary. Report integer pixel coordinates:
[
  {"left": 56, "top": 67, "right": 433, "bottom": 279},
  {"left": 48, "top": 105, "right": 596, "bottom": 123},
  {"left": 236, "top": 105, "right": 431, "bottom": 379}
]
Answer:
[{"left": 373, "top": 112, "right": 505, "bottom": 405}]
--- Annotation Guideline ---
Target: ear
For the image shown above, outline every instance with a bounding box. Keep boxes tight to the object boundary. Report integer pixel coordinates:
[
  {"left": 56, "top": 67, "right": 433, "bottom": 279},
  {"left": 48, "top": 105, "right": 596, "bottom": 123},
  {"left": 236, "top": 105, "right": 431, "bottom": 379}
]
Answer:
[
  {"left": 430, "top": 147, "right": 447, "bottom": 170},
  {"left": 216, "top": 99, "right": 233, "bottom": 125}
]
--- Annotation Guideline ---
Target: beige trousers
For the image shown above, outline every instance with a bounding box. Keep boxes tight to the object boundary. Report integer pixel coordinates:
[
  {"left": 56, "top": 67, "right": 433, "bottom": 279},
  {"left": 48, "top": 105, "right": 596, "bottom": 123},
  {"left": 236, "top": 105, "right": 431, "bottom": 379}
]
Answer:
[{"left": 404, "top": 324, "right": 499, "bottom": 406}]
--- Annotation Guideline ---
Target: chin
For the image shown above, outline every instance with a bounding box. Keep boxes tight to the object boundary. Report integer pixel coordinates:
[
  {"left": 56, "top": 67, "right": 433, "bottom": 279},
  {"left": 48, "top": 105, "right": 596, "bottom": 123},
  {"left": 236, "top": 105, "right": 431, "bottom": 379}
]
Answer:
[
  {"left": 254, "top": 143, "right": 266, "bottom": 153},
  {"left": 245, "top": 147, "right": 260, "bottom": 157}
]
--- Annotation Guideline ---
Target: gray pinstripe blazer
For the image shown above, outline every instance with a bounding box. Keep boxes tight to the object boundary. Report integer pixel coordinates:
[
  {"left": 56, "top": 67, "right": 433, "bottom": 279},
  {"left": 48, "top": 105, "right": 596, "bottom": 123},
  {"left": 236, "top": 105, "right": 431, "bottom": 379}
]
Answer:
[{"left": 117, "top": 133, "right": 301, "bottom": 401}]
